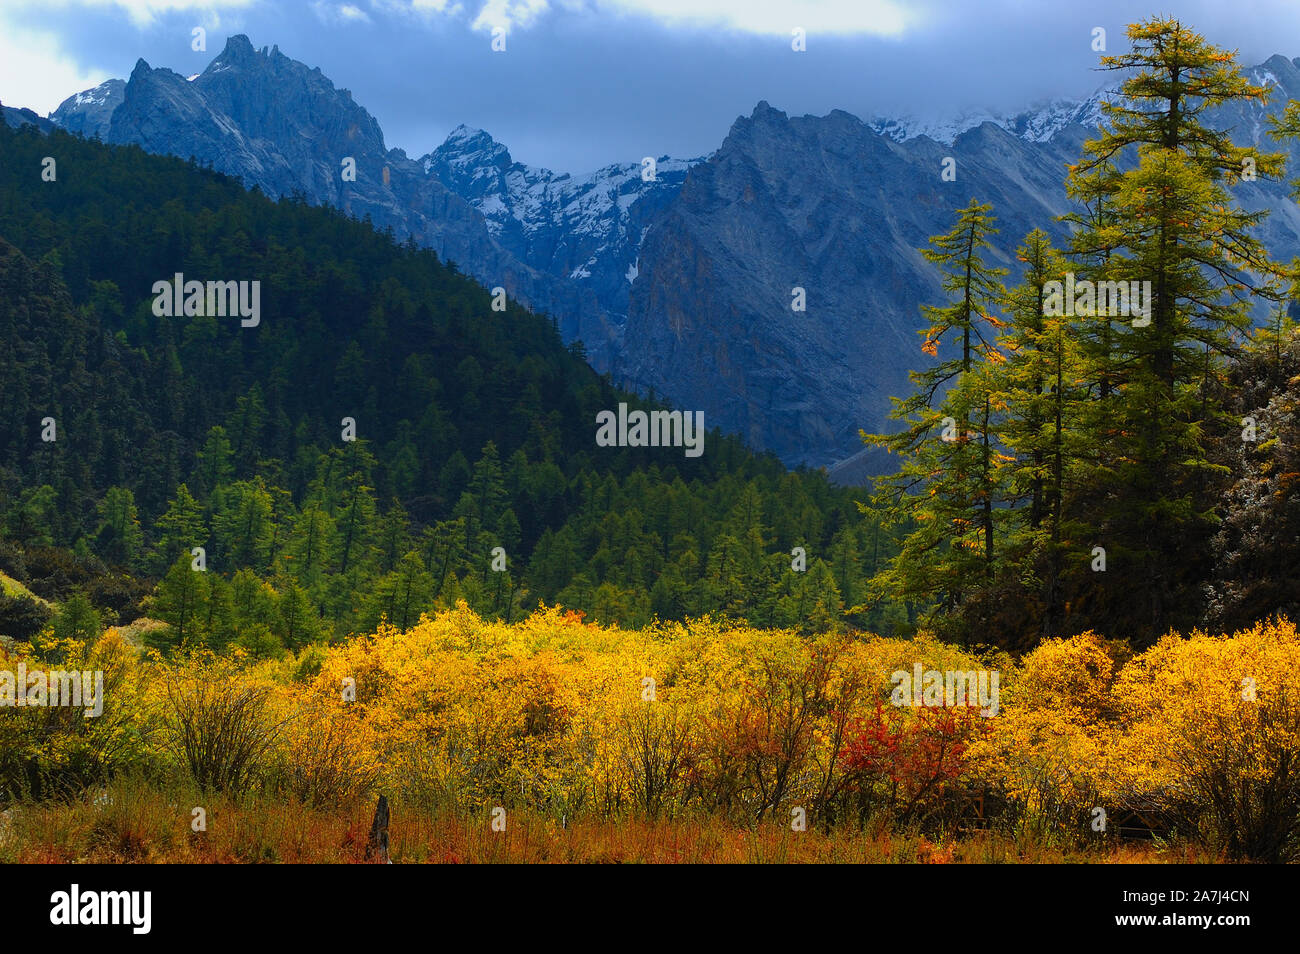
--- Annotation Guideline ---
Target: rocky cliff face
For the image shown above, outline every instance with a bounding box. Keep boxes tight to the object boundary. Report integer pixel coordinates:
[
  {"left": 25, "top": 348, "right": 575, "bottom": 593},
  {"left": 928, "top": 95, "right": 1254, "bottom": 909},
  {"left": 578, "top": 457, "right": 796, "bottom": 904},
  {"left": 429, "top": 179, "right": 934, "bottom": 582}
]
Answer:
[
  {"left": 48, "top": 79, "right": 123, "bottom": 137},
  {"left": 616, "top": 102, "right": 1089, "bottom": 470},
  {"left": 618, "top": 57, "right": 1300, "bottom": 474},
  {"left": 49, "top": 36, "right": 614, "bottom": 357},
  {"left": 43, "top": 39, "right": 1300, "bottom": 474},
  {"left": 422, "top": 126, "right": 699, "bottom": 340},
  {"left": 1, "top": 101, "right": 56, "bottom": 133}
]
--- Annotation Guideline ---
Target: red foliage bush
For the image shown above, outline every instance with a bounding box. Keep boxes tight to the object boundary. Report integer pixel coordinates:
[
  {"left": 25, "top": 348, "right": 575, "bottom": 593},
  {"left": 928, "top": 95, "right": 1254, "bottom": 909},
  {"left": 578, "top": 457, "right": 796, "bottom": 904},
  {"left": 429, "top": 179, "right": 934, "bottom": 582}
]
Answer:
[{"left": 840, "top": 700, "right": 986, "bottom": 827}]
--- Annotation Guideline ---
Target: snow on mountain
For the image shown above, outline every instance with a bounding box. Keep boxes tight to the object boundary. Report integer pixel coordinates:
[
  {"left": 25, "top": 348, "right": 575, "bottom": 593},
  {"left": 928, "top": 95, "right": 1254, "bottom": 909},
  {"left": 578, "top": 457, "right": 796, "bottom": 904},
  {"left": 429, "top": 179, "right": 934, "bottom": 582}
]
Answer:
[
  {"left": 49, "top": 78, "right": 125, "bottom": 138},
  {"left": 41, "top": 39, "right": 1300, "bottom": 470},
  {"left": 868, "top": 86, "right": 1113, "bottom": 145},
  {"left": 424, "top": 125, "right": 699, "bottom": 245},
  {"left": 867, "top": 57, "right": 1296, "bottom": 149},
  {"left": 421, "top": 126, "right": 703, "bottom": 324}
]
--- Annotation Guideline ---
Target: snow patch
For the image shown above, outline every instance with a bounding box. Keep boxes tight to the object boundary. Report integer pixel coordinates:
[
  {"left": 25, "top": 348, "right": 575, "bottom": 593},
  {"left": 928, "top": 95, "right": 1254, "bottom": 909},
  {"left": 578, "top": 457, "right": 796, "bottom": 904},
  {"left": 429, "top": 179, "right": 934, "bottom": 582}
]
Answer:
[
  {"left": 72, "top": 82, "right": 117, "bottom": 107},
  {"left": 868, "top": 86, "right": 1115, "bottom": 145}
]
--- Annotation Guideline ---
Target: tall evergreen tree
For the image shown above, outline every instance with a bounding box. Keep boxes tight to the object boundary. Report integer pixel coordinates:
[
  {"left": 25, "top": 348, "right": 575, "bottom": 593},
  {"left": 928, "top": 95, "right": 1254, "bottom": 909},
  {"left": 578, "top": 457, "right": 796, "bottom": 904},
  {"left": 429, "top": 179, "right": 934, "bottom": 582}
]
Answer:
[
  {"left": 993, "top": 230, "right": 1087, "bottom": 637},
  {"left": 1063, "top": 17, "right": 1289, "bottom": 639},
  {"left": 865, "top": 200, "right": 1008, "bottom": 632},
  {"left": 92, "top": 486, "right": 143, "bottom": 570},
  {"left": 148, "top": 483, "right": 207, "bottom": 576}
]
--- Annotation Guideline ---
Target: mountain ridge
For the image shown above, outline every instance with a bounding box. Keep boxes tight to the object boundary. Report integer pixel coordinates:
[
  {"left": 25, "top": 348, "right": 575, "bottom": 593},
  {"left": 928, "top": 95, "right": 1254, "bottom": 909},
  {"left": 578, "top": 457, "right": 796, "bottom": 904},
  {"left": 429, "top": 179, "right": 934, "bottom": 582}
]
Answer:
[{"left": 32, "top": 36, "right": 1300, "bottom": 472}]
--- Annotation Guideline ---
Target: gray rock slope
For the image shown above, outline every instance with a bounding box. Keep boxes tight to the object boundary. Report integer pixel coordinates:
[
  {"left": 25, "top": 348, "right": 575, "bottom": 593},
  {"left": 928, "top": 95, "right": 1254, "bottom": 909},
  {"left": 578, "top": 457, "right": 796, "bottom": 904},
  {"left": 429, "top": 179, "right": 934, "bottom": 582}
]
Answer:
[
  {"left": 42, "top": 40, "right": 1300, "bottom": 474},
  {"left": 51, "top": 36, "right": 614, "bottom": 358}
]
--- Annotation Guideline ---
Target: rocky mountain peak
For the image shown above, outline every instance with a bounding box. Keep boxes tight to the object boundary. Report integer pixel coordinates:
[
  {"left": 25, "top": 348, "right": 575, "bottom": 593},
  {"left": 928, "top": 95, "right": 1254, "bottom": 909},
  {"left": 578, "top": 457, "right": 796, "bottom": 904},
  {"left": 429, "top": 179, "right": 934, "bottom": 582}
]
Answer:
[
  {"left": 426, "top": 125, "right": 512, "bottom": 177},
  {"left": 741, "top": 100, "right": 789, "bottom": 130},
  {"left": 213, "top": 34, "right": 257, "bottom": 64},
  {"left": 40, "top": 39, "right": 1300, "bottom": 472},
  {"left": 48, "top": 78, "right": 124, "bottom": 138}
]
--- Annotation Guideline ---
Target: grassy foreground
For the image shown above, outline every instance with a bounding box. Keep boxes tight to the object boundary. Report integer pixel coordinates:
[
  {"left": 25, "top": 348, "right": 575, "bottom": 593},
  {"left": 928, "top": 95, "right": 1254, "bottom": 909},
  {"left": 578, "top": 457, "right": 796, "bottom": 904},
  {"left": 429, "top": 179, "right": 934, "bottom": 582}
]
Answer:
[
  {"left": 2, "top": 605, "right": 1298, "bottom": 863},
  {"left": 1, "top": 780, "right": 1218, "bottom": 864}
]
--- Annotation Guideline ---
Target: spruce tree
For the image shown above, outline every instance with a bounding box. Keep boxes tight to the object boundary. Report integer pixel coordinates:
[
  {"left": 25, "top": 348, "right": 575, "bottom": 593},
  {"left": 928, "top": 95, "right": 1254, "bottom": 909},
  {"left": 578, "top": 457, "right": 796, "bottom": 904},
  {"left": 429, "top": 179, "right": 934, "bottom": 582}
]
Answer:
[{"left": 148, "top": 483, "right": 207, "bottom": 576}]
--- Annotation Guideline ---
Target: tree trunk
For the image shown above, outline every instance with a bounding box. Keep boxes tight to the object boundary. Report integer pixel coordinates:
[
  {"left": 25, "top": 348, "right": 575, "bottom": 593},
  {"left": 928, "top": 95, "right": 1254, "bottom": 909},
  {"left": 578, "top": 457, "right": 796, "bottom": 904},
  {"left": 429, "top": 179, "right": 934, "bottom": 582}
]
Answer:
[{"left": 365, "top": 794, "right": 391, "bottom": 864}]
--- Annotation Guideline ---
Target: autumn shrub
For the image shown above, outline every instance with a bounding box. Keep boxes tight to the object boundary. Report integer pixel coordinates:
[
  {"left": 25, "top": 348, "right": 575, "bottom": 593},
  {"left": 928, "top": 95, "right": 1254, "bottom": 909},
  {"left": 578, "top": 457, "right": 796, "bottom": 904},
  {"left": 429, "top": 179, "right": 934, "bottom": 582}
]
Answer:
[
  {"left": 613, "top": 694, "right": 696, "bottom": 819},
  {"left": 0, "top": 628, "right": 156, "bottom": 800},
  {"left": 312, "top": 608, "right": 602, "bottom": 816},
  {"left": 968, "top": 632, "right": 1123, "bottom": 842},
  {"left": 841, "top": 700, "right": 987, "bottom": 830},
  {"left": 1159, "top": 688, "right": 1300, "bottom": 862},
  {"left": 687, "top": 637, "right": 832, "bottom": 822},
  {"left": 1109, "top": 619, "right": 1300, "bottom": 861},
  {"left": 271, "top": 702, "right": 380, "bottom": 809},
  {"left": 7, "top": 601, "right": 1294, "bottom": 863},
  {"left": 392, "top": 742, "right": 471, "bottom": 815},
  {"left": 160, "top": 652, "right": 287, "bottom": 796}
]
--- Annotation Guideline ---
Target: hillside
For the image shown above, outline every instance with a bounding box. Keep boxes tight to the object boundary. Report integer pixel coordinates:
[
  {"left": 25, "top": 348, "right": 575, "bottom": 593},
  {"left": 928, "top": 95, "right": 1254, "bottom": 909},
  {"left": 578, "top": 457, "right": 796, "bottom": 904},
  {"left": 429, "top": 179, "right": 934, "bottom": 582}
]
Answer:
[
  {"left": 0, "top": 118, "right": 894, "bottom": 645},
  {"left": 43, "top": 39, "right": 1300, "bottom": 468}
]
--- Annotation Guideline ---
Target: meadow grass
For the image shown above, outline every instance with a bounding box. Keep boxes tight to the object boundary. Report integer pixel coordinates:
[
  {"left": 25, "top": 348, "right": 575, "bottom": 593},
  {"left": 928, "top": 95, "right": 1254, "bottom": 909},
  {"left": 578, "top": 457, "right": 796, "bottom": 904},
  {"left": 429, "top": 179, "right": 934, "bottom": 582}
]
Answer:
[{"left": 0, "top": 776, "right": 1221, "bottom": 864}]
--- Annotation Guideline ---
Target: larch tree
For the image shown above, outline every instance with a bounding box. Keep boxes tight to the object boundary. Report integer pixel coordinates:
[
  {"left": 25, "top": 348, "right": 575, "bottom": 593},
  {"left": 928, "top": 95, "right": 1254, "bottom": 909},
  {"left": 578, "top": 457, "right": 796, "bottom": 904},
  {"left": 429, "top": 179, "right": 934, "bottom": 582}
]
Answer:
[
  {"left": 1062, "top": 17, "right": 1290, "bottom": 640},
  {"left": 993, "top": 229, "right": 1086, "bottom": 636},
  {"left": 865, "top": 199, "right": 1008, "bottom": 630}
]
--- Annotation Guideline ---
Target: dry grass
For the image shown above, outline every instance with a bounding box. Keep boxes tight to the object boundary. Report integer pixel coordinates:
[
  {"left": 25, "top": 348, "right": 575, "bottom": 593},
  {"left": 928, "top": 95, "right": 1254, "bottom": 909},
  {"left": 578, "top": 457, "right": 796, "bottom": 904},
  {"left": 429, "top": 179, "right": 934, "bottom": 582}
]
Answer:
[{"left": 0, "top": 778, "right": 1222, "bottom": 864}]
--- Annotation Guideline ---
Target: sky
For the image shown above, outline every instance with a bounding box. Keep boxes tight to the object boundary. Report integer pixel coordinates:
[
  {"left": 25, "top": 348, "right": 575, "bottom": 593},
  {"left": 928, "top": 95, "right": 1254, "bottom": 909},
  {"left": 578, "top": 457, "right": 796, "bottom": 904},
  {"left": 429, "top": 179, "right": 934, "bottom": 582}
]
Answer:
[{"left": 3, "top": 0, "right": 1300, "bottom": 174}]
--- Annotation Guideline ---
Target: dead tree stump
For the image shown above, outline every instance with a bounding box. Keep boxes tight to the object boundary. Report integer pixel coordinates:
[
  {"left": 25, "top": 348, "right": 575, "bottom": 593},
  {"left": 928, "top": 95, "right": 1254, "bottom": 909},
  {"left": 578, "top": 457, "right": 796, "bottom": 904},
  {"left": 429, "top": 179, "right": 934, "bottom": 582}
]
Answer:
[{"left": 365, "top": 794, "right": 391, "bottom": 864}]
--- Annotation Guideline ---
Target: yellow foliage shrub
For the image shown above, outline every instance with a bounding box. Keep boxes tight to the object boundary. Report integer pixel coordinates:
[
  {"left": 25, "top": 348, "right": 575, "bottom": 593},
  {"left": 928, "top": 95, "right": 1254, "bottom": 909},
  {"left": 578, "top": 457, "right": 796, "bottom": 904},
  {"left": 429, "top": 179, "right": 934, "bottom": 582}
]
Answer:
[{"left": 5, "top": 604, "right": 1294, "bottom": 858}]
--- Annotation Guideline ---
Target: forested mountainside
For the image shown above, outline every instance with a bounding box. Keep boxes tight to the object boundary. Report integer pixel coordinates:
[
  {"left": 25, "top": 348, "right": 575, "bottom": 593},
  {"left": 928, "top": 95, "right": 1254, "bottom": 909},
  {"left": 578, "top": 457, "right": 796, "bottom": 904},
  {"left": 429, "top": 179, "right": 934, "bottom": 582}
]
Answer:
[
  {"left": 46, "top": 36, "right": 1300, "bottom": 470},
  {"left": 0, "top": 120, "right": 899, "bottom": 652}
]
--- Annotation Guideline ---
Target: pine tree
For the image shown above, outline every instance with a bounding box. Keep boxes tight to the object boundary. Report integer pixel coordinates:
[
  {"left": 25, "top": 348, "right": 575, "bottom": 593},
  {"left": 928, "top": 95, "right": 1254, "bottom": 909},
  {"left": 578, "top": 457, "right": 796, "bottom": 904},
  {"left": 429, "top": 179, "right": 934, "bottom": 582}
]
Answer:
[
  {"left": 335, "top": 471, "right": 377, "bottom": 575},
  {"left": 365, "top": 550, "right": 434, "bottom": 631},
  {"left": 225, "top": 387, "right": 267, "bottom": 477},
  {"left": 375, "top": 500, "right": 410, "bottom": 573},
  {"left": 276, "top": 580, "right": 323, "bottom": 651},
  {"left": 4, "top": 485, "right": 58, "bottom": 547},
  {"left": 50, "top": 592, "right": 103, "bottom": 644},
  {"left": 92, "top": 486, "right": 143, "bottom": 569},
  {"left": 865, "top": 200, "right": 1008, "bottom": 629},
  {"left": 461, "top": 441, "right": 508, "bottom": 547},
  {"left": 777, "top": 558, "right": 843, "bottom": 634},
  {"left": 230, "top": 567, "right": 277, "bottom": 631},
  {"left": 151, "top": 553, "right": 205, "bottom": 645},
  {"left": 192, "top": 426, "right": 235, "bottom": 499},
  {"left": 828, "top": 527, "right": 867, "bottom": 621},
  {"left": 212, "top": 478, "right": 275, "bottom": 572},
  {"left": 285, "top": 500, "right": 338, "bottom": 587},
  {"left": 1063, "top": 17, "right": 1289, "bottom": 639},
  {"left": 994, "top": 230, "right": 1086, "bottom": 634},
  {"left": 149, "top": 483, "right": 207, "bottom": 576}
]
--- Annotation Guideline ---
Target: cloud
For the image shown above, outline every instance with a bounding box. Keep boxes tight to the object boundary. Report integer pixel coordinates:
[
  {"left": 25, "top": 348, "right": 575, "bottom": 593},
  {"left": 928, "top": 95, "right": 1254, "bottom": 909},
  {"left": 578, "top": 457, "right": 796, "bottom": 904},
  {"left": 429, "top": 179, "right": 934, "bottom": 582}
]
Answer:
[
  {"left": 0, "top": 0, "right": 254, "bottom": 114},
  {"left": 370, "top": 0, "right": 464, "bottom": 20},
  {"left": 312, "top": 1, "right": 373, "bottom": 25},
  {"left": 378, "top": 0, "right": 911, "bottom": 36},
  {"left": 360, "top": 0, "right": 912, "bottom": 37},
  {"left": 6, "top": 0, "right": 1300, "bottom": 174},
  {"left": 4, "top": 0, "right": 258, "bottom": 28},
  {"left": 592, "top": 0, "right": 913, "bottom": 37},
  {"left": 470, "top": 0, "right": 550, "bottom": 33},
  {"left": 0, "top": 21, "right": 110, "bottom": 113}
]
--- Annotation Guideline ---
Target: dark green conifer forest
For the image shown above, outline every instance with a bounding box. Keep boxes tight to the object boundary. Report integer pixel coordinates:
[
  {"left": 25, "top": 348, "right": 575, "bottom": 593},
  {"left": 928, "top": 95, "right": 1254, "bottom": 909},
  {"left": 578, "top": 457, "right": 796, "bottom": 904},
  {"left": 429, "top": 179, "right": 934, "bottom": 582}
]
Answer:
[
  {"left": 3, "top": 17, "right": 1300, "bottom": 657},
  {"left": 0, "top": 121, "right": 903, "bottom": 653}
]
